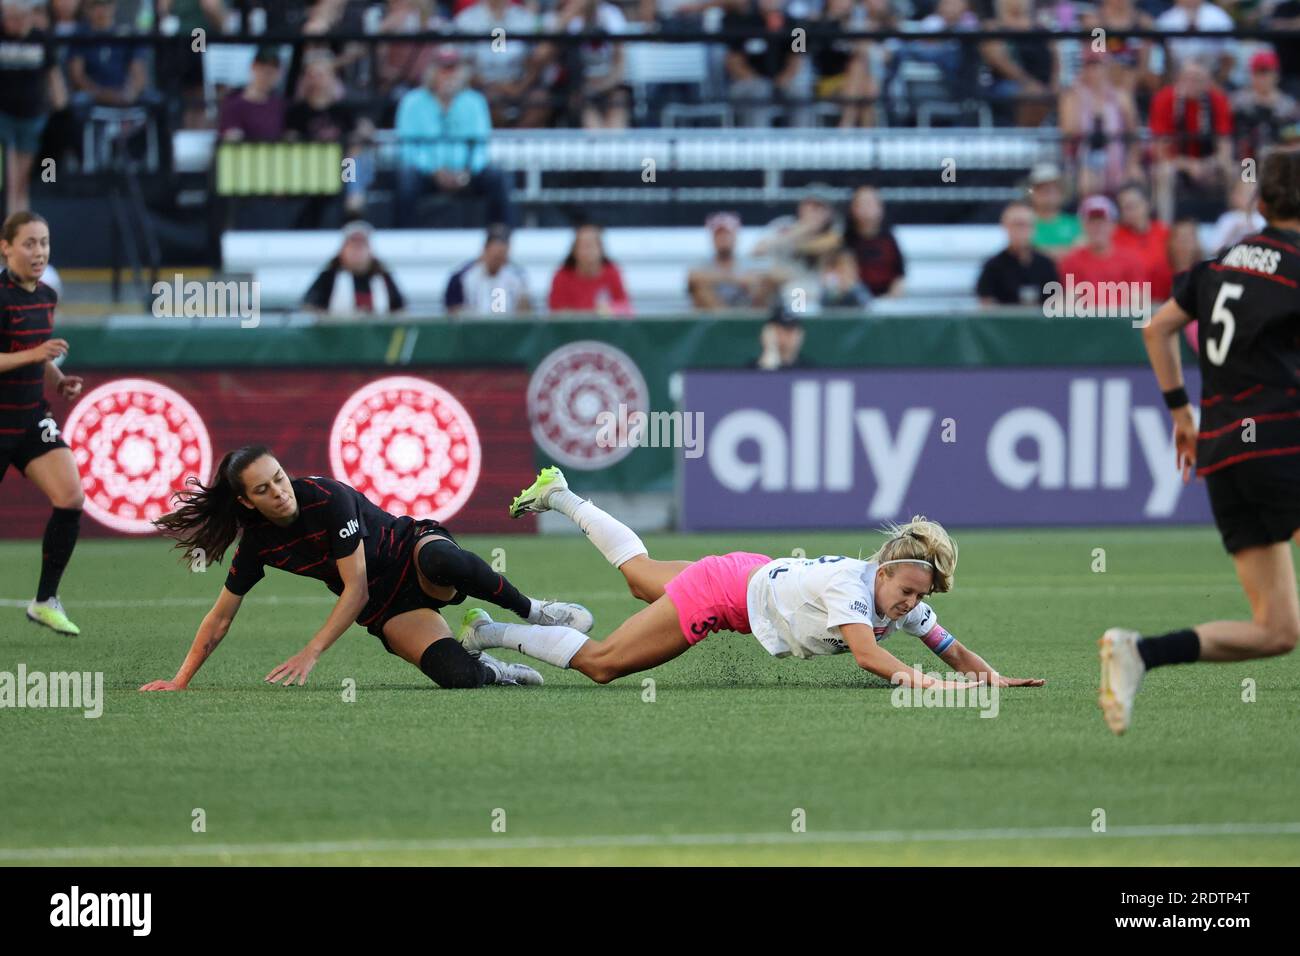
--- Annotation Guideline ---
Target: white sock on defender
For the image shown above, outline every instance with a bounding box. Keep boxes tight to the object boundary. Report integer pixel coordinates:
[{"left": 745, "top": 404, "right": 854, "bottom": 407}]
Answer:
[
  {"left": 550, "top": 493, "right": 647, "bottom": 569},
  {"left": 488, "top": 622, "right": 588, "bottom": 669}
]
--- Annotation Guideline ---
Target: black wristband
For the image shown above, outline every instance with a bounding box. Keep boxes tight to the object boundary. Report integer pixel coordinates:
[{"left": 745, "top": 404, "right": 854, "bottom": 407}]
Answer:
[{"left": 1163, "top": 386, "right": 1190, "bottom": 410}]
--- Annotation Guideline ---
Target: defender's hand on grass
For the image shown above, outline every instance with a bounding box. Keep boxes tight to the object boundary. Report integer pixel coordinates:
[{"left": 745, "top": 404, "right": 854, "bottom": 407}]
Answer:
[
  {"left": 139, "top": 679, "right": 185, "bottom": 691},
  {"left": 265, "top": 648, "right": 320, "bottom": 687}
]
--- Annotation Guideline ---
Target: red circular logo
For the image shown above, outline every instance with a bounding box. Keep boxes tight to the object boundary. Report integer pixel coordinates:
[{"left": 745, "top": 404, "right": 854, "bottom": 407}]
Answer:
[
  {"left": 64, "top": 378, "right": 213, "bottom": 534},
  {"left": 527, "top": 341, "right": 649, "bottom": 470},
  {"left": 329, "top": 376, "right": 481, "bottom": 522}
]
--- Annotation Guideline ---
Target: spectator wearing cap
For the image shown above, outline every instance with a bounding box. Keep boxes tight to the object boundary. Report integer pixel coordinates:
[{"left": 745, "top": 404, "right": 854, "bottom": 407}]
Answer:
[
  {"left": 1058, "top": 195, "right": 1146, "bottom": 290},
  {"left": 445, "top": 225, "right": 533, "bottom": 317},
  {"left": 454, "top": 0, "right": 550, "bottom": 129},
  {"left": 1154, "top": 0, "right": 1235, "bottom": 84},
  {"left": 395, "top": 45, "right": 515, "bottom": 228},
  {"left": 976, "top": 200, "right": 1059, "bottom": 307},
  {"left": 303, "top": 221, "right": 407, "bottom": 317},
  {"left": 548, "top": 223, "right": 632, "bottom": 316},
  {"left": 840, "top": 185, "right": 905, "bottom": 298},
  {"left": 1027, "top": 163, "right": 1081, "bottom": 260},
  {"left": 1231, "top": 50, "right": 1299, "bottom": 159},
  {"left": 1113, "top": 182, "right": 1173, "bottom": 300},
  {"left": 1058, "top": 48, "right": 1140, "bottom": 198},
  {"left": 752, "top": 184, "right": 842, "bottom": 304},
  {"left": 688, "top": 212, "right": 763, "bottom": 312},
  {"left": 0, "top": 0, "right": 68, "bottom": 213},
  {"left": 754, "top": 304, "right": 807, "bottom": 370},
  {"left": 218, "top": 45, "right": 287, "bottom": 142},
  {"left": 1149, "top": 58, "right": 1234, "bottom": 223}
]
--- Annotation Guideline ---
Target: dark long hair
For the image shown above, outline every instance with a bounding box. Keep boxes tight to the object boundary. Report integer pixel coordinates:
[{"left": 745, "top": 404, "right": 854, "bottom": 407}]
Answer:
[
  {"left": 153, "top": 445, "right": 273, "bottom": 564},
  {"left": 1259, "top": 150, "right": 1300, "bottom": 224},
  {"left": 561, "top": 223, "right": 610, "bottom": 271}
]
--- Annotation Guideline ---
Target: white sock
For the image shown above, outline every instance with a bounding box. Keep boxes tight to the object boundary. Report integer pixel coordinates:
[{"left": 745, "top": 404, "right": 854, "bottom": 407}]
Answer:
[
  {"left": 483, "top": 622, "right": 589, "bottom": 669},
  {"left": 550, "top": 491, "right": 647, "bottom": 569},
  {"left": 527, "top": 598, "right": 544, "bottom": 623}
]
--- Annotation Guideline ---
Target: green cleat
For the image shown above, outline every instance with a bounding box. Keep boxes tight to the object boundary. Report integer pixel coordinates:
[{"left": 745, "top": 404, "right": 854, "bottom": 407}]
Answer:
[
  {"left": 459, "top": 607, "right": 495, "bottom": 654},
  {"left": 26, "top": 597, "right": 81, "bottom": 636},
  {"left": 509, "top": 466, "right": 568, "bottom": 518}
]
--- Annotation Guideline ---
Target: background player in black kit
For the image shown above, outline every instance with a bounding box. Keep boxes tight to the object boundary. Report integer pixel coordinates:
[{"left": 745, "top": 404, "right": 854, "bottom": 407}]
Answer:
[
  {"left": 0, "top": 210, "right": 84, "bottom": 636},
  {"left": 141, "top": 445, "right": 594, "bottom": 691},
  {"left": 1100, "top": 150, "right": 1300, "bottom": 734}
]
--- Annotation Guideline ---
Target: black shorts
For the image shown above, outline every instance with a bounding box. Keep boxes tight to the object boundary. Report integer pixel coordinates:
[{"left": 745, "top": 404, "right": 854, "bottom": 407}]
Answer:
[
  {"left": 1205, "top": 453, "right": 1300, "bottom": 554},
  {"left": 366, "top": 520, "right": 462, "bottom": 649},
  {"left": 0, "top": 414, "right": 69, "bottom": 483}
]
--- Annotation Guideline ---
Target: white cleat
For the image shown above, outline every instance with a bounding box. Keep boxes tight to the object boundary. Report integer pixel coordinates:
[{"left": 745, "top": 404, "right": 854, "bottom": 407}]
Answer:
[
  {"left": 1099, "top": 628, "right": 1146, "bottom": 735},
  {"left": 459, "top": 607, "right": 498, "bottom": 654},
  {"left": 478, "top": 650, "right": 543, "bottom": 687},
  {"left": 532, "top": 600, "right": 594, "bottom": 633},
  {"left": 509, "top": 466, "right": 568, "bottom": 518}
]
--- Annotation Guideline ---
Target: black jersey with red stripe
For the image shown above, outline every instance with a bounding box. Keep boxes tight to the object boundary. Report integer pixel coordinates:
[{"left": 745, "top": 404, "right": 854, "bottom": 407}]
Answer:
[
  {"left": 1172, "top": 226, "right": 1300, "bottom": 476},
  {"left": 0, "top": 268, "right": 57, "bottom": 445},
  {"left": 224, "top": 476, "right": 424, "bottom": 624}
]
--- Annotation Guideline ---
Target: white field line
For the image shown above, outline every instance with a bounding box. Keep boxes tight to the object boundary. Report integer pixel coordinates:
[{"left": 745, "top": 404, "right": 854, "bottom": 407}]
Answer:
[
  {"left": 0, "top": 583, "right": 1252, "bottom": 610},
  {"left": 2, "top": 821, "right": 1299, "bottom": 861}
]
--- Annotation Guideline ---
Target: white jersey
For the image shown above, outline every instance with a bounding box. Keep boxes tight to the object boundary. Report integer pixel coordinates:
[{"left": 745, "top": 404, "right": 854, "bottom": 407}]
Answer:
[{"left": 745, "top": 556, "right": 948, "bottom": 660}]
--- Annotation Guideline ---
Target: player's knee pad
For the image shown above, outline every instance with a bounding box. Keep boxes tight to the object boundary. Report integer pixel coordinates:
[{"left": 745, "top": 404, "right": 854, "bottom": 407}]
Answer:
[
  {"left": 416, "top": 538, "right": 470, "bottom": 587},
  {"left": 418, "top": 638, "right": 487, "bottom": 689}
]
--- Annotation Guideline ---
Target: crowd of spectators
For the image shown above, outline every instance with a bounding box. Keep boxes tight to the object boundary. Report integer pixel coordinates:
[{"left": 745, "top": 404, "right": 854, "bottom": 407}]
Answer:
[{"left": 0, "top": 0, "right": 1292, "bottom": 314}]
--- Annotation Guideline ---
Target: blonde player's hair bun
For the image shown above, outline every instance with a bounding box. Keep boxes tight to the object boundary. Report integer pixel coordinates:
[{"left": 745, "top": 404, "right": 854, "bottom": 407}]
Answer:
[{"left": 867, "top": 516, "right": 958, "bottom": 593}]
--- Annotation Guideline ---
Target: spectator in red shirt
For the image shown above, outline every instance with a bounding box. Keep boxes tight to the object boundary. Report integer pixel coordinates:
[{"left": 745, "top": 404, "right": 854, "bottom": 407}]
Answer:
[
  {"left": 1112, "top": 182, "right": 1173, "bottom": 300},
  {"left": 1058, "top": 194, "right": 1146, "bottom": 291},
  {"left": 1149, "top": 58, "right": 1234, "bottom": 223},
  {"left": 548, "top": 223, "right": 632, "bottom": 315}
]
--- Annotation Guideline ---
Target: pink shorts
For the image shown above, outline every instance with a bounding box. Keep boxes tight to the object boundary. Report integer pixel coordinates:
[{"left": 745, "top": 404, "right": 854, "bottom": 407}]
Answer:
[{"left": 663, "top": 551, "right": 772, "bottom": 645}]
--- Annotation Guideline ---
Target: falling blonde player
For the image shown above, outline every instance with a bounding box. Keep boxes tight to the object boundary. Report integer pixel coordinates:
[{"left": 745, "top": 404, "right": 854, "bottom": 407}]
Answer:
[{"left": 460, "top": 467, "right": 1046, "bottom": 691}]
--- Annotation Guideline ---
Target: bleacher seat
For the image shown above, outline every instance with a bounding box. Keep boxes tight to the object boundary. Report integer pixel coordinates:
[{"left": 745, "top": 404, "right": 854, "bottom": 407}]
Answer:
[{"left": 223, "top": 224, "right": 1007, "bottom": 314}]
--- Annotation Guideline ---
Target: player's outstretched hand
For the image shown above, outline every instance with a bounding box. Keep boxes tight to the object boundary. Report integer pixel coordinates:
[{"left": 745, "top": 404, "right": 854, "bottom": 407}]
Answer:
[
  {"left": 265, "top": 648, "right": 319, "bottom": 687},
  {"left": 139, "top": 679, "right": 184, "bottom": 691},
  {"left": 991, "top": 675, "right": 1046, "bottom": 687}
]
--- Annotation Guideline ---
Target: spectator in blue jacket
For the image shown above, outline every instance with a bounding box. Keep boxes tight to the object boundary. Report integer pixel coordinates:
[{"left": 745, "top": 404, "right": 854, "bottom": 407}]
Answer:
[{"left": 394, "top": 45, "right": 515, "bottom": 228}]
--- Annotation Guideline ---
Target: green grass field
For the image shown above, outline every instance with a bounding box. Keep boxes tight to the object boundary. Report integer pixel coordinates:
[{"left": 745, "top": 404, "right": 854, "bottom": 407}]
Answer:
[{"left": 2, "top": 527, "right": 1299, "bottom": 866}]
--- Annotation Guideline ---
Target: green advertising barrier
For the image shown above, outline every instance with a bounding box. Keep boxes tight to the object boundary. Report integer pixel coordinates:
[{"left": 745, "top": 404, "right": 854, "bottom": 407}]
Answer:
[{"left": 61, "top": 316, "right": 1155, "bottom": 492}]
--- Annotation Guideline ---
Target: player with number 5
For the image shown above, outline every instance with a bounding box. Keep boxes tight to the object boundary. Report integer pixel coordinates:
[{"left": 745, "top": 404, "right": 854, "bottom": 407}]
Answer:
[{"left": 1101, "top": 150, "right": 1300, "bottom": 734}]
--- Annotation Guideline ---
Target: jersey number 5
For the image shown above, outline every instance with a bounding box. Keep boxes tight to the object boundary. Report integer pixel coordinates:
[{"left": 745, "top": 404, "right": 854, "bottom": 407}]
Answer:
[{"left": 1205, "top": 282, "right": 1242, "bottom": 367}]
